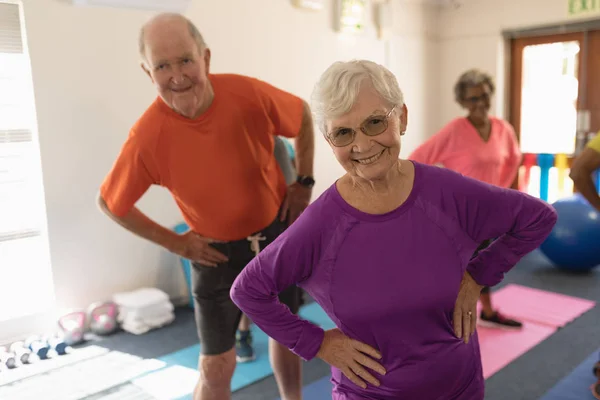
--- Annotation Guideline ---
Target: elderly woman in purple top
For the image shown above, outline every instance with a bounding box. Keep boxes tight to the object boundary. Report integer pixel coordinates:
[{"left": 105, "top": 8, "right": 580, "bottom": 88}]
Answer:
[{"left": 230, "top": 60, "right": 557, "bottom": 400}]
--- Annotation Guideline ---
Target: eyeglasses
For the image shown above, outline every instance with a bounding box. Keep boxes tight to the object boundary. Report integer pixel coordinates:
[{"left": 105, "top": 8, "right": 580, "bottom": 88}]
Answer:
[
  {"left": 464, "top": 93, "right": 490, "bottom": 104},
  {"left": 327, "top": 105, "right": 397, "bottom": 147}
]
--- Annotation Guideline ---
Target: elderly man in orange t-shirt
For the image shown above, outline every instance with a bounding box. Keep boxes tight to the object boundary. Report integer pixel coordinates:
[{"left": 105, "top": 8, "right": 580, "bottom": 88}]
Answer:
[{"left": 97, "top": 13, "right": 315, "bottom": 400}]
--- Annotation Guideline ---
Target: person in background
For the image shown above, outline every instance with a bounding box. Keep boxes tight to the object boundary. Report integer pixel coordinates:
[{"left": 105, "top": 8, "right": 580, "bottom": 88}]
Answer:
[
  {"left": 275, "top": 136, "right": 298, "bottom": 185},
  {"left": 236, "top": 136, "right": 299, "bottom": 363},
  {"left": 570, "top": 131, "right": 600, "bottom": 212},
  {"left": 97, "top": 13, "right": 315, "bottom": 400},
  {"left": 409, "top": 68, "right": 524, "bottom": 330},
  {"left": 570, "top": 131, "right": 600, "bottom": 399},
  {"left": 230, "top": 59, "right": 557, "bottom": 399},
  {"left": 593, "top": 358, "right": 600, "bottom": 400}
]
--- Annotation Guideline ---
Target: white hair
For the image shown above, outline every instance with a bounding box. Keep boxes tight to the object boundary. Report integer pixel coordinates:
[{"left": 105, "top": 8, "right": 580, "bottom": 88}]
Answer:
[
  {"left": 311, "top": 60, "right": 404, "bottom": 134},
  {"left": 139, "top": 13, "right": 207, "bottom": 61}
]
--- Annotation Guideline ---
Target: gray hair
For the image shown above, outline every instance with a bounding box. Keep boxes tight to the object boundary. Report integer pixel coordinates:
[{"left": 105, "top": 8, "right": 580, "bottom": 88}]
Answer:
[
  {"left": 311, "top": 60, "right": 404, "bottom": 134},
  {"left": 453, "top": 68, "right": 495, "bottom": 103},
  {"left": 138, "top": 13, "right": 207, "bottom": 61}
]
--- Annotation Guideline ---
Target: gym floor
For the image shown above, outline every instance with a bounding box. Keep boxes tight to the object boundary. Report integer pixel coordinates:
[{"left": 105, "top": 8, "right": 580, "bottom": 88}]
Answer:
[{"left": 92, "top": 249, "right": 600, "bottom": 400}]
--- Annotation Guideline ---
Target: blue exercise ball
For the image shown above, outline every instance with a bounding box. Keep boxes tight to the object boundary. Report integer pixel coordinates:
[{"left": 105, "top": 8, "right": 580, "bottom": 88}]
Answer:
[{"left": 539, "top": 193, "right": 600, "bottom": 270}]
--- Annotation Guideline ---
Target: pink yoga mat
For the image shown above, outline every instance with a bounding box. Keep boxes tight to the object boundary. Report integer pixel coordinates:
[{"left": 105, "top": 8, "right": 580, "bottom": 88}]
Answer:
[
  {"left": 476, "top": 284, "right": 596, "bottom": 378},
  {"left": 478, "top": 322, "right": 556, "bottom": 378},
  {"left": 482, "top": 284, "right": 596, "bottom": 328}
]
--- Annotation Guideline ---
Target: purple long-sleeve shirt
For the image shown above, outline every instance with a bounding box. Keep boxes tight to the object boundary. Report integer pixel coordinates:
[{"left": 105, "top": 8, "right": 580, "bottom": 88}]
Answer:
[{"left": 231, "top": 162, "right": 557, "bottom": 400}]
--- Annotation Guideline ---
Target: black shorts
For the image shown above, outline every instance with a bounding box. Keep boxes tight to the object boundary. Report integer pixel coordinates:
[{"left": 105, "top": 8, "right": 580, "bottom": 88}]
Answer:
[{"left": 191, "top": 215, "right": 303, "bottom": 356}]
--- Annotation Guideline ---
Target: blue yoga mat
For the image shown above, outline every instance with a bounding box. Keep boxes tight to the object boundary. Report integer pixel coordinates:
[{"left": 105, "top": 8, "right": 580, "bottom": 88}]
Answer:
[
  {"left": 540, "top": 348, "right": 599, "bottom": 400},
  {"left": 157, "top": 302, "right": 336, "bottom": 393},
  {"left": 276, "top": 376, "right": 332, "bottom": 400},
  {"left": 167, "top": 372, "right": 333, "bottom": 400}
]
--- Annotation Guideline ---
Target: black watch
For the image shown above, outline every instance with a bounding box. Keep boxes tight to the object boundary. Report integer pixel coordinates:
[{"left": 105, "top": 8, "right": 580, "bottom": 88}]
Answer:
[{"left": 296, "top": 175, "right": 315, "bottom": 188}]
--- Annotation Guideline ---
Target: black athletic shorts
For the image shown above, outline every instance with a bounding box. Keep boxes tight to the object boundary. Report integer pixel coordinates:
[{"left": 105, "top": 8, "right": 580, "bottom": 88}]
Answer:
[{"left": 191, "top": 214, "right": 303, "bottom": 356}]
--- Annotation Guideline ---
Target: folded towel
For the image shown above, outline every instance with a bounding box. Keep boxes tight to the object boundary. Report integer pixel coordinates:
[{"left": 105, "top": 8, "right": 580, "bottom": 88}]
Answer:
[
  {"left": 121, "top": 311, "right": 175, "bottom": 335},
  {"left": 121, "top": 321, "right": 151, "bottom": 335},
  {"left": 118, "top": 301, "right": 174, "bottom": 322},
  {"left": 112, "top": 288, "right": 170, "bottom": 309},
  {"left": 118, "top": 308, "right": 174, "bottom": 326}
]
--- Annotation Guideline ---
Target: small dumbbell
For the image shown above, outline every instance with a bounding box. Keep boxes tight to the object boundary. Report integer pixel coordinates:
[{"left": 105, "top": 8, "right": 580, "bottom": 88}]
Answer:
[
  {"left": 45, "top": 336, "right": 70, "bottom": 356},
  {"left": 9, "top": 341, "right": 38, "bottom": 364},
  {"left": 24, "top": 336, "right": 51, "bottom": 360},
  {"left": 0, "top": 347, "right": 17, "bottom": 369}
]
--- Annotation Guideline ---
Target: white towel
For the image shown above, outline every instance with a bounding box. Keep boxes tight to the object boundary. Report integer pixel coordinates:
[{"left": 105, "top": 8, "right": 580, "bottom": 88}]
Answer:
[
  {"left": 112, "top": 287, "right": 176, "bottom": 335},
  {"left": 112, "top": 287, "right": 170, "bottom": 310},
  {"left": 121, "top": 310, "right": 175, "bottom": 335},
  {"left": 117, "top": 300, "right": 174, "bottom": 322}
]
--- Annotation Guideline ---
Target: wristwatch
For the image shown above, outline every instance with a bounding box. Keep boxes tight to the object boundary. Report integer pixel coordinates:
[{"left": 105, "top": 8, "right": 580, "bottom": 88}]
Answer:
[{"left": 296, "top": 175, "right": 315, "bottom": 188}]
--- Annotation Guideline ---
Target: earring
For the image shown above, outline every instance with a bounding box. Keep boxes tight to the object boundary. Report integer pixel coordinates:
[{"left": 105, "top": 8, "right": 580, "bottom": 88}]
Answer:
[{"left": 401, "top": 130, "right": 406, "bottom": 135}]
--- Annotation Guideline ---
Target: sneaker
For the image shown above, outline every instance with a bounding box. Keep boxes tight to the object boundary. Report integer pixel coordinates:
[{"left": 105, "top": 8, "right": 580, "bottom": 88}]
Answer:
[
  {"left": 235, "top": 330, "right": 255, "bottom": 363},
  {"left": 478, "top": 311, "right": 523, "bottom": 330}
]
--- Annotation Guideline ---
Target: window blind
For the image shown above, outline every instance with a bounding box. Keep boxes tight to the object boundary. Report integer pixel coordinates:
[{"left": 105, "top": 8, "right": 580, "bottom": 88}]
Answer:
[
  {"left": 0, "top": 2, "right": 22, "bottom": 53},
  {"left": 0, "top": 1, "right": 42, "bottom": 242}
]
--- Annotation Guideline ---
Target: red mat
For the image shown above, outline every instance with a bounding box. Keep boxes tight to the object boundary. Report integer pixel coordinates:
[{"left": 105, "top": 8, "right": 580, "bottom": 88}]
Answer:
[{"left": 477, "top": 284, "right": 596, "bottom": 379}]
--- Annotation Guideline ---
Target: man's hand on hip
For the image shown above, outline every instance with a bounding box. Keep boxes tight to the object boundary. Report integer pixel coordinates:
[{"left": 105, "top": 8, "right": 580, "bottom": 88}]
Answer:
[
  {"left": 172, "top": 231, "right": 229, "bottom": 267},
  {"left": 280, "top": 182, "right": 312, "bottom": 225}
]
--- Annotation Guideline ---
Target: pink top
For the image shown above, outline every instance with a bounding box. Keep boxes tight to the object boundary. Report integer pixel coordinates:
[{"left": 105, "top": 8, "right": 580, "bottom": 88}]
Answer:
[{"left": 409, "top": 117, "right": 522, "bottom": 188}]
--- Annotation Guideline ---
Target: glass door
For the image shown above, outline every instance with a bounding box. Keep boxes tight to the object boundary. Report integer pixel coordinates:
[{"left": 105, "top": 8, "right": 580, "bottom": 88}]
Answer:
[{"left": 509, "top": 30, "right": 600, "bottom": 203}]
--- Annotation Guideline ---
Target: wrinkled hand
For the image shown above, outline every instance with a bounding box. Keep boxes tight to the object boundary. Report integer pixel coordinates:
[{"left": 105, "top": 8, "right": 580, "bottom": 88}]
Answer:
[
  {"left": 316, "top": 329, "right": 386, "bottom": 389},
  {"left": 280, "top": 182, "right": 312, "bottom": 225},
  {"left": 453, "top": 271, "right": 484, "bottom": 344},
  {"left": 173, "top": 231, "right": 228, "bottom": 267}
]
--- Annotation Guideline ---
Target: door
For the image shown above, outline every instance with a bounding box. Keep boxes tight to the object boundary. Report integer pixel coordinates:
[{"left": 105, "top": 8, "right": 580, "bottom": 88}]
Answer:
[{"left": 509, "top": 30, "right": 600, "bottom": 201}]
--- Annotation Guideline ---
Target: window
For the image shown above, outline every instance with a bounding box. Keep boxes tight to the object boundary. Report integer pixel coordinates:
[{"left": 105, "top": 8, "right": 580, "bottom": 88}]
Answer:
[
  {"left": 519, "top": 41, "right": 580, "bottom": 155},
  {"left": 0, "top": 0, "right": 54, "bottom": 322}
]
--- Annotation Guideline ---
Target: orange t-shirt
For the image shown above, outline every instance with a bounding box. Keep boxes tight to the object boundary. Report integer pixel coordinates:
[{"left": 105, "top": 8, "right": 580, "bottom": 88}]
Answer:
[{"left": 100, "top": 74, "right": 304, "bottom": 241}]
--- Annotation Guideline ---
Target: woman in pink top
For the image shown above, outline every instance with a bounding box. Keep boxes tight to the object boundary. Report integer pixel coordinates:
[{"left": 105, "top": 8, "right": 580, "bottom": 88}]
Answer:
[{"left": 409, "top": 69, "right": 523, "bottom": 330}]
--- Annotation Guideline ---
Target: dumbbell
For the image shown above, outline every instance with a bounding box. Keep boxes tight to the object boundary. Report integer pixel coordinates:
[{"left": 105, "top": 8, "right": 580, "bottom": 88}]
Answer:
[
  {"left": 44, "top": 335, "right": 70, "bottom": 356},
  {"left": 24, "top": 336, "right": 52, "bottom": 360},
  {"left": 0, "top": 347, "right": 17, "bottom": 369},
  {"left": 9, "top": 341, "right": 38, "bottom": 364}
]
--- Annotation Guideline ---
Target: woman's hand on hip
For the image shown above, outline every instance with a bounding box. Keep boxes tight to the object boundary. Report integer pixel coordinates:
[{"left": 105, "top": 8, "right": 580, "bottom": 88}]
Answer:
[
  {"left": 316, "top": 329, "right": 386, "bottom": 389},
  {"left": 453, "top": 271, "right": 484, "bottom": 344},
  {"left": 172, "top": 231, "right": 229, "bottom": 266}
]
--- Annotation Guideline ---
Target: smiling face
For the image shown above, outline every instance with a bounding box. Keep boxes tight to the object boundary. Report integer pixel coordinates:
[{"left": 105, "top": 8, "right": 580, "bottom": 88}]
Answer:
[
  {"left": 325, "top": 82, "right": 408, "bottom": 182},
  {"left": 460, "top": 83, "right": 492, "bottom": 123},
  {"left": 141, "top": 18, "right": 212, "bottom": 118}
]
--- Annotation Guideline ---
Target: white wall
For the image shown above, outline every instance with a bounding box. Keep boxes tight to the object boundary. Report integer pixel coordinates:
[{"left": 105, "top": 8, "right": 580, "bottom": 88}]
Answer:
[
  {"left": 391, "top": 0, "right": 440, "bottom": 156},
  {"left": 437, "top": 0, "right": 596, "bottom": 130},
  {"left": 9, "top": 0, "right": 436, "bottom": 337}
]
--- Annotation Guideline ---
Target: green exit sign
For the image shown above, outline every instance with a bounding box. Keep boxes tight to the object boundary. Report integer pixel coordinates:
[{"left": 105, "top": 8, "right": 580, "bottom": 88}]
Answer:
[{"left": 568, "top": 0, "right": 600, "bottom": 17}]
